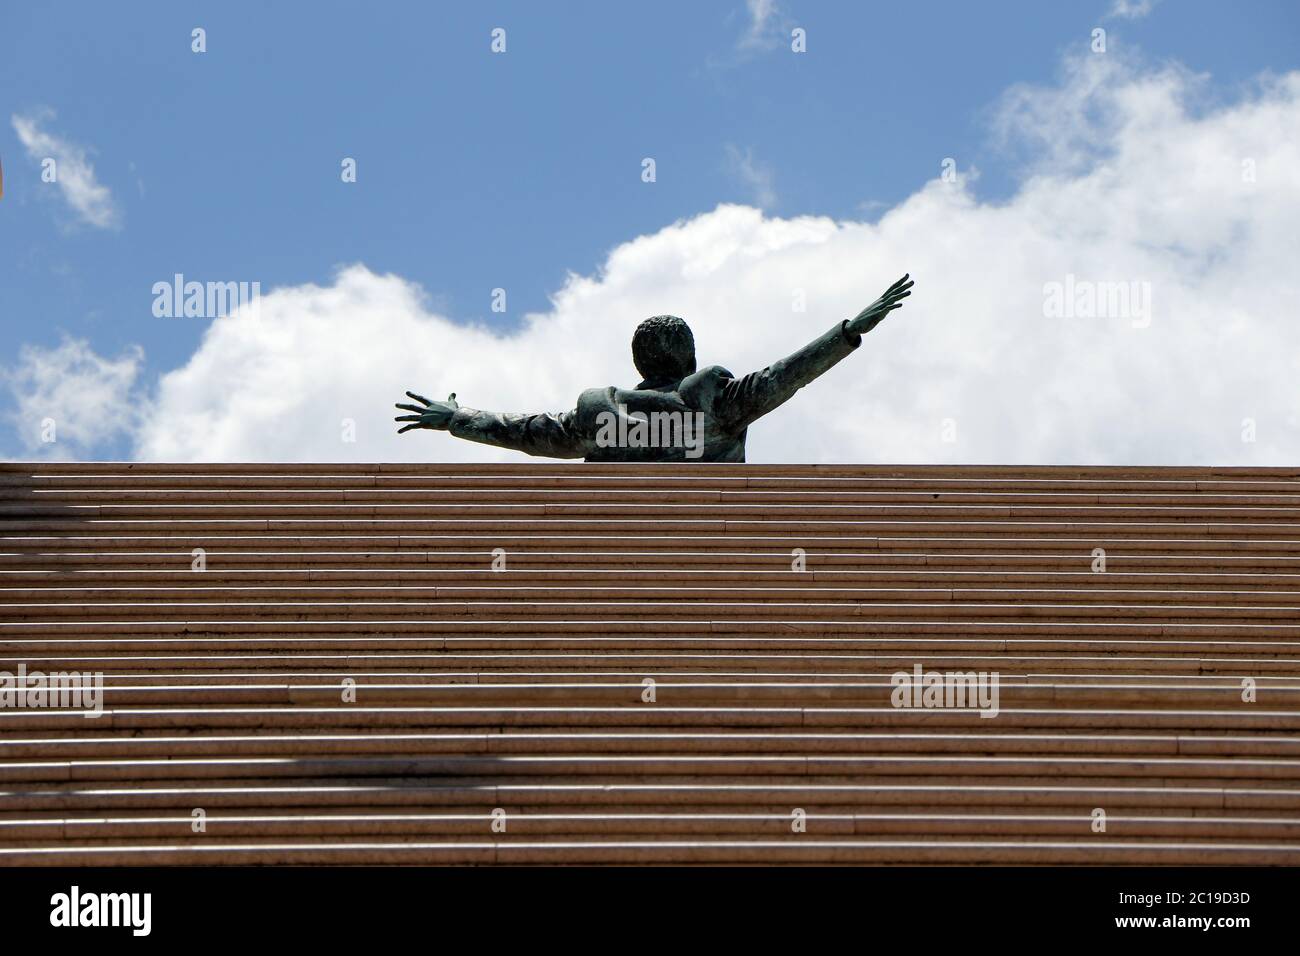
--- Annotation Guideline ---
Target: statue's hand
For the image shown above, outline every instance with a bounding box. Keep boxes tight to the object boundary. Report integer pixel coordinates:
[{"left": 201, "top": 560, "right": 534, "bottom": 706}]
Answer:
[
  {"left": 395, "top": 391, "right": 460, "bottom": 433},
  {"left": 845, "top": 274, "right": 913, "bottom": 336}
]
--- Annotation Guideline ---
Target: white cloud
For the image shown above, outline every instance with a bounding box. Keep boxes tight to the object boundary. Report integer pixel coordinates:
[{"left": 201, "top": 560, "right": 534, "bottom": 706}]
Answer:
[
  {"left": 19, "top": 53, "right": 1300, "bottom": 466},
  {"left": 11, "top": 110, "right": 121, "bottom": 230},
  {"left": 724, "top": 144, "right": 777, "bottom": 209},
  {"left": 1108, "top": 0, "right": 1159, "bottom": 20},
  {"left": 2, "top": 337, "right": 143, "bottom": 457},
  {"left": 738, "top": 0, "right": 781, "bottom": 51}
]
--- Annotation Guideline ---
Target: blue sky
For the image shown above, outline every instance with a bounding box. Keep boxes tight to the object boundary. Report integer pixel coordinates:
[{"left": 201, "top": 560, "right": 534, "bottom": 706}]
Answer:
[{"left": 2, "top": 1, "right": 1299, "bottom": 463}]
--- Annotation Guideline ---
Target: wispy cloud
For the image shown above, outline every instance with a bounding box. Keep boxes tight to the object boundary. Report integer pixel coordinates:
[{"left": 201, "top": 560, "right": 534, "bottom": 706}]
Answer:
[
  {"left": 724, "top": 144, "right": 777, "bottom": 209},
  {"left": 738, "top": 0, "right": 781, "bottom": 51},
  {"left": 1108, "top": 0, "right": 1159, "bottom": 20},
  {"left": 11, "top": 109, "right": 121, "bottom": 229}
]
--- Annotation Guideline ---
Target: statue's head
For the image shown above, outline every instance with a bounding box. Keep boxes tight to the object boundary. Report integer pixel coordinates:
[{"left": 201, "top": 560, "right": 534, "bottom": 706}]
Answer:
[{"left": 632, "top": 315, "right": 696, "bottom": 385}]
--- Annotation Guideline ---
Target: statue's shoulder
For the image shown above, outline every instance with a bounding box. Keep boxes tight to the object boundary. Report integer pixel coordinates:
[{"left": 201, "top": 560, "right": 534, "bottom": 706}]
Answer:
[
  {"left": 678, "top": 365, "right": 733, "bottom": 408},
  {"left": 575, "top": 386, "right": 619, "bottom": 415},
  {"left": 692, "top": 364, "right": 734, "bottom": 383}
]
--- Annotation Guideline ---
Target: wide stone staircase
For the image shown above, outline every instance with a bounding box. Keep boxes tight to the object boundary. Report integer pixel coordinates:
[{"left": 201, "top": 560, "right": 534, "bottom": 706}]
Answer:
[{"left": 2, "top": 462, "right": 1299, "bottom": 864}]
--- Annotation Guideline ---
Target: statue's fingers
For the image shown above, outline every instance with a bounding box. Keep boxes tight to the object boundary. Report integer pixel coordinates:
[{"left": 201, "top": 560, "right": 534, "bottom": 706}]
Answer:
[
  {"left": 395, "top": 403, "right": 427, "bottom": 413},
  {"left": 395, "top": 414, "right": 423, "bottom": 422},
  {"left": 405, "top": 391, "right": 434, "bottom": 406},
  {"left": 397, "top": 423, "right": 424, "bottom": 434}
]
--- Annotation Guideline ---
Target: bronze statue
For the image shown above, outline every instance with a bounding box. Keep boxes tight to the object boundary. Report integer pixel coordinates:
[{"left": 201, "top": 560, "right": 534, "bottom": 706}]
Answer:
[{"left": 395, "top": 274, "right": 913, "bottom": 462}]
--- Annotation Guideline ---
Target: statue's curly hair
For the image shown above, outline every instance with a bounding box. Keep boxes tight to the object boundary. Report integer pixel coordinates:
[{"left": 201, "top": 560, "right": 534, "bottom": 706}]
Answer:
[{"left": 631, "top": 315, "right": 696, "bottom": 384}]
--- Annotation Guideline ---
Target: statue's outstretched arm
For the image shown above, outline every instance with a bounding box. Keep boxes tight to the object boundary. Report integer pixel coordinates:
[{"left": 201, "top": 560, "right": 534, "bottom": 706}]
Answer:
[
  {"left": 716, "top": 274, "right": 913, "bottom": 431},
  {"left": 395, "top": 391, "right": 588, "bottom": 459}
]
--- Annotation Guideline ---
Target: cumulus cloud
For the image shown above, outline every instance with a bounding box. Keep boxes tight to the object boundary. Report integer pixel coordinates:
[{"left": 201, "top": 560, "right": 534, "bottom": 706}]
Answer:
[
  {"left": 11, "top": 110, "right": 121, "bottom": 229},
  {"left": 2, "top": 337, "right": 143, "bottom": 457},
  {"left": 17, "top": 52, "right": 1300, "bottom": 466}
]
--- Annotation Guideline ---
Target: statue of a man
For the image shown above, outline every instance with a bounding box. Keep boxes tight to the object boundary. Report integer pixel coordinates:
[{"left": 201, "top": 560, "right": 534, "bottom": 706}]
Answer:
[{"left": 395, "top": 274, "right": 913, "bottom": 462}]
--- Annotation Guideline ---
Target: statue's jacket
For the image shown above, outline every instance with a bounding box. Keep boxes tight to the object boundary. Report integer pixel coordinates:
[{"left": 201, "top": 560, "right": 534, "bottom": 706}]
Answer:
[{"left": 447, "top": 319, "right": 862, "bottom": 462}]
